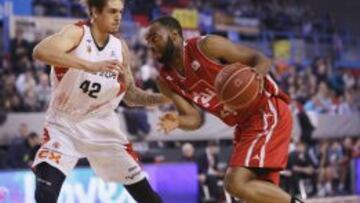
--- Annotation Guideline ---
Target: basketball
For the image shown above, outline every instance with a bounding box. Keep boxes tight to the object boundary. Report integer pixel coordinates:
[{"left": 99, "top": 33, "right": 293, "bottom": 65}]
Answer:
[{"left": 214, "top": 62, "right": 261, "bottom": 110}]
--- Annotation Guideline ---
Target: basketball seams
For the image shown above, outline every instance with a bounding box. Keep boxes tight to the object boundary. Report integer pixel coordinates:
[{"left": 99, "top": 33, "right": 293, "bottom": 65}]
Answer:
[
  {"left": 218, "top": 67, "right": 251, "bottom": 100},
  {"left": 223, "top": 72, "right": 256, "bottom": 103}
]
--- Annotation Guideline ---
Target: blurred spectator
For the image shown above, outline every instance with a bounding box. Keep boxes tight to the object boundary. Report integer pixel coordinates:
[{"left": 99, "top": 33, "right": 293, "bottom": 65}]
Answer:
[
  {"left": 288, "top": 142, "right": 316, "bottom": 197},
  {"left": 35, "top": 72, "right": 51, "bottom": 110},
  {"left": 12, "top": 123, "right": 30, "bottom": 144},
  {"left": 180, "top": 142, "right": 195, "bottom": 162},
  {"left": 3, "top": 132, "right": 40, "bottom": 169},
  {"left": 338, "top": 138, "right": 353, "bottom": 194},
  {"left": 15, "top": 69, "right": 36, "bottom": 97},
  {"left": 329, "top": 93, "right": 352, "bottom": 115},
  {"left": 316, "top": 140, "right": 333, "bottom": 197},
  {"left": 10, "top": 29, "right": 30, "bottom": 73},
  {"left": 353, "top": 138, "right": 360, "bottom": 157},
  {"left": 122, "top": 107, "right": 151, "bottom": 140},
  {"left": 293, "top": 100, "right": 316, "bottom": 145},
  {"left": 343, "top": 72, "right": 356, "bottom": 90},
  {"left": 23, "top": 89, "right": 42, "bottom": 112},
  {"left": 196, "top": 141, "right": 224, "bottom": 202},
  {"left": 139, "top": 57, "right": 159, "bottom": 92},
  {"left": 304, "top": 82, "right": 332, "bottom": 113}
]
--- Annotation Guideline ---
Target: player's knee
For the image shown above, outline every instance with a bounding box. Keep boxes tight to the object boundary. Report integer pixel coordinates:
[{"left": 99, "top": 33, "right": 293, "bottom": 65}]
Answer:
[
  {"left": 224, "top": 167, "right": 254, "bottom": 198},
  {"left": 34, "top": 162, "right": 65, "bottom": 203},
  {"left": 224, "top": 175, "right": 244, "bottom": 197}
]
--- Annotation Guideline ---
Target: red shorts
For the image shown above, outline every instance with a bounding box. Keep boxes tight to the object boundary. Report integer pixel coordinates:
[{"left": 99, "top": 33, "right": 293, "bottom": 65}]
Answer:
[{"left": 229, "top": 97, "right": 292, "bottom": 185}]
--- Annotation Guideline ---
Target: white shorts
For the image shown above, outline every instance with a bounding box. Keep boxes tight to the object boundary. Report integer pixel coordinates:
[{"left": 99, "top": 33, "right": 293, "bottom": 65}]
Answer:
[{"left": 33, "top": 111, "right": 145, "bottom": 185}]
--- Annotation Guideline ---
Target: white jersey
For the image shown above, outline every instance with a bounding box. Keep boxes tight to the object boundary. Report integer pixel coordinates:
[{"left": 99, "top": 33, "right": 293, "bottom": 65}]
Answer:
[
  {"left": 47, "top": 22, "right": 126, "bottom": 118},
  {"left": 34, "top": 22, "right": 146, "bottom": 184}
]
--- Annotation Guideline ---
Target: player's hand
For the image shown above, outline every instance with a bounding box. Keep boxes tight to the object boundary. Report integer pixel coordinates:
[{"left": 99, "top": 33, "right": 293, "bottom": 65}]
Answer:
[
  {"left": 223, "top": 104, "right": 236, "bottom": 113},
  {"left": 157, "top": 112, "right": 179, "bottom": 134},
  {"left": 251, "top": 68, "right": 265, "bottom": 94},
  {"left": 85, "top": 60, "right": 124, "bottom": 74},
  {"left": 257, "top": 75, "right": 264, "bottom": 94}
]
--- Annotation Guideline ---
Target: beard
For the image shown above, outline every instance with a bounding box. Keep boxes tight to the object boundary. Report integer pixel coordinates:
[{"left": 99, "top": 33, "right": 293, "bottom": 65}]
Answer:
[{"left": 159, "top": 37, "right": 176, "bottom": 67}]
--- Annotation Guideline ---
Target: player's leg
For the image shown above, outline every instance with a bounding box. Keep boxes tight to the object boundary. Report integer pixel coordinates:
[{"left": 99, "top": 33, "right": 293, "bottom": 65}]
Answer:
[
  {"left": 87, "top": 143, "right": 162, "bottom": 203},
  {"left": 82, "top": 112, "right": 163, "bottom": 203},
  {"left": 34, "top": 162, "right": 66, "bottom": 203},
  {"left": 226, "top": 98, "right": 301, "bottom": 203},
  {"left": 32, "top": 127, "right": 81, "bottom": 203},
  {"left": 224, "top": 167, "right": 295, "bottom": 203}
]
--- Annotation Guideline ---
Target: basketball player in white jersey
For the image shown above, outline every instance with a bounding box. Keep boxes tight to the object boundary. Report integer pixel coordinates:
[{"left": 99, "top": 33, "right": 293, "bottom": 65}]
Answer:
[{"left": 31, "top": 0, "right": 167, "bottom": 202}]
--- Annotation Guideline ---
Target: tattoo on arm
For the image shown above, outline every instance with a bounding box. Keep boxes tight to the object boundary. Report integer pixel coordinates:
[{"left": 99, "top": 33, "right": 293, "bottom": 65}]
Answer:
[
  {"left": 120, "top": 39, "right": 167, "bottom": 107},
  {"left": 124, "top": 83, "right": 166, "bottom": 107},
  {"left": 123, "top": 65, "right": 166, "bottom": 107}
]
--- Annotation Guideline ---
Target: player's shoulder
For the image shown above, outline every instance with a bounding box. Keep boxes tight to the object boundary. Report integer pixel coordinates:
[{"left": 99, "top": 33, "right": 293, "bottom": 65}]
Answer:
[
  {"left": 197, "top": 35, "right": 231, "bottom": 58},
  {"left": 59, "top": 23, "right": 85, "bottom": 37},
  {"left": 198, "top": 35, "right": 227, "bottom": 48}
]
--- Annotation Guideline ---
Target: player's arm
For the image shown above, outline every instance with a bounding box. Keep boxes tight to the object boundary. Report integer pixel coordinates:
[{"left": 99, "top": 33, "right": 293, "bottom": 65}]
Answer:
[
  {"left": 32, "top": 24, "right": 122, "bottom": 73},
  {"left": 157, "top": 78, "right": 203, "bottom": 133},
  {"left": 120, "top": 41, "right": 170, "bottom": 107},
  {"left": 199, "top": 35, "right": 271, "bottom": 76}
]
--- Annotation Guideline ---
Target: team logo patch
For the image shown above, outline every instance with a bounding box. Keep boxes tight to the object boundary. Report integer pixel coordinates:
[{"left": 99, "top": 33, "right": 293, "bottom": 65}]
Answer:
[
  {"left": 191, "top": 60, "right": 201, "bottom": 71},
  {"left": 111, "top": 50, "right": 116, "bottom": 58},
  {"left": 166, "top": 76, "right": 173, "bottom": 81}
]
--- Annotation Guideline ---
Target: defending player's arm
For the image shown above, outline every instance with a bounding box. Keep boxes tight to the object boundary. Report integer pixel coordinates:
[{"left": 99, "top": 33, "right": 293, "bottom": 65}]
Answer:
[
  {"left": 120, "top": 41, "right": 170, "bottom": 107},
  {"left": 32, "top": 24, "right": 122, "bottom": 73},
  {"left": 122, "top": 66, "right": 170, "bottom": 107},
  {"left": 199, "top": 35, "right": 271, "bottom": 77},
  {"left": 156, "top": 78, "right": 203, "bottom": 133}
]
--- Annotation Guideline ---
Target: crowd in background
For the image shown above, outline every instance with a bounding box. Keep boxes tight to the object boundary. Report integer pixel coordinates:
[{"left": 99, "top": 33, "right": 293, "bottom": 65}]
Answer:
[
  {"left": 1, "top": 28, "right": 359, "bottom": 114},
  {"left": 0, "top": 0, "right": 355, "bottom": 113},
  {"left": 0, "top": 0, "right": 359, "bottom": 202},
  {"left": 31, "top": 0, "right": 338, "bottom": 36}
]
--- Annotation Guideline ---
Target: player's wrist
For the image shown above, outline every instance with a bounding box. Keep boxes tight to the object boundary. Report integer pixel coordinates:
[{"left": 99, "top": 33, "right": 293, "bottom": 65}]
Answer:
[{"left": 81, "top": 60, "right": 93, "bottom": 72}]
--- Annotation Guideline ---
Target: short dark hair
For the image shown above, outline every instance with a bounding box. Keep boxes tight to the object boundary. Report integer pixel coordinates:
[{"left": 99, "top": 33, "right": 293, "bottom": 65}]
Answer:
[
  {"left": 151, "top": 16, "right": 183, "bottom": 38},
  {"left": 81, "top": 0, "right": 109, "bottom": 16},
  {"left": 28, "top": 132, "right": 38, "bottom": 139}
]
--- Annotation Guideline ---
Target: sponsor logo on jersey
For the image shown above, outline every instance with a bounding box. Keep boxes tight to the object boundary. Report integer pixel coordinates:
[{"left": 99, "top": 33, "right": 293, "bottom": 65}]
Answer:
[
  {"left": 166, "top": 76, "right": 173, "bottom": 81},
  {"left": 191, "top": 60, "right": 201, "bottom": 71},
  {"left": 38, "top": 149, "right": 62, "bottom": 164}
]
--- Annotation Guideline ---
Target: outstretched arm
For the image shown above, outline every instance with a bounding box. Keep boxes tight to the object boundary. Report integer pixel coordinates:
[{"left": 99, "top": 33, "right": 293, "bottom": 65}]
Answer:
[
  {"left": 121, "top": 40, "right": 170, "bottom": 107},
  {"left": 156, "top": 78, "right": 203, "bottom": 133},
  {"left": 32, "top": 24, "right": 122, "bottom": 73}
]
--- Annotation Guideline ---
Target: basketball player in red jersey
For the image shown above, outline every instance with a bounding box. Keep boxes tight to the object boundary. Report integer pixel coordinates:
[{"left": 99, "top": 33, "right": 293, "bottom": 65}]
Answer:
[
  {"left": 31, "top": 0, "right": 166, "bottom": 203},
  {"left": 146, "top": 16, "right": 303, "bottom": 203}
]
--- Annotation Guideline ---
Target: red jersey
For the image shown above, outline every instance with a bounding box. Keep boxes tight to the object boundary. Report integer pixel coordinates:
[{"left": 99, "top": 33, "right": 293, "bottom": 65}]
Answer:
[{"left": 160, "top": 36, "right": 290, "bottom": 126}]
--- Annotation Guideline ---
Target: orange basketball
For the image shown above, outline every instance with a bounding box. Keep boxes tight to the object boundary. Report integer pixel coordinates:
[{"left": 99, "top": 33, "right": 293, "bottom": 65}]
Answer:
[{"left": 215, "top": 62, "right": 261, "bottom": 110}]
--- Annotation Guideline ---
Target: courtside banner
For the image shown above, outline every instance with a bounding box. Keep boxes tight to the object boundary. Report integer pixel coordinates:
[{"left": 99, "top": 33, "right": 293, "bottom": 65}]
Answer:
[{"left": 0, "top": 163, "right": 198, "bottom": 203}]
